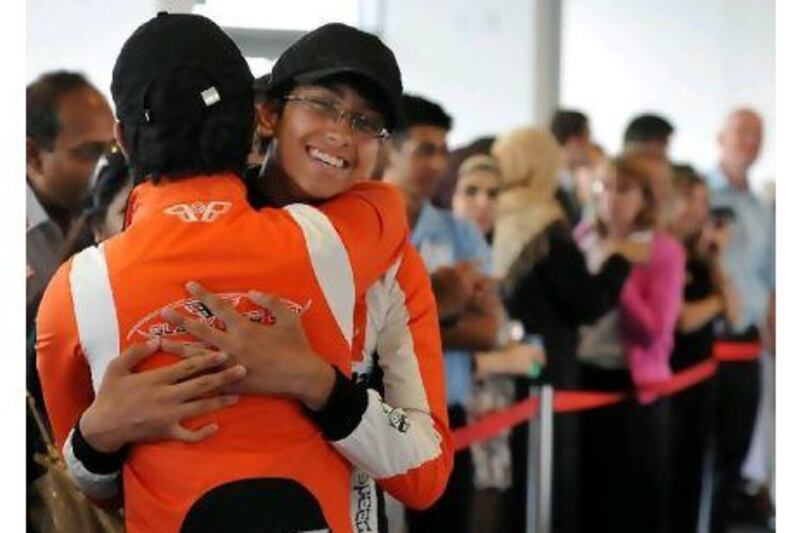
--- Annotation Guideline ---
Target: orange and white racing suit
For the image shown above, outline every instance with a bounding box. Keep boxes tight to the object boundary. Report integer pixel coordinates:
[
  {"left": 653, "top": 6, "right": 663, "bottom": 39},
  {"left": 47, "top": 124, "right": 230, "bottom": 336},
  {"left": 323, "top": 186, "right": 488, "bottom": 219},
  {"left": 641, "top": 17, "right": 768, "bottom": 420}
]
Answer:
[{"left": 37, "top": 173, "right": 407, "bottom": 532}]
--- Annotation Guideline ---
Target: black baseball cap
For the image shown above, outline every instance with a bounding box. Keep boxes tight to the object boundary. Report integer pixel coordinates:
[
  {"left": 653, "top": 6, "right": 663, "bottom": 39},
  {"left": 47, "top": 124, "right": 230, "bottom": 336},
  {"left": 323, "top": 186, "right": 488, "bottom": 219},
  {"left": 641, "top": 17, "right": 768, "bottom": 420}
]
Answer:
[
  {"left": 111, "top": 12, "right": 253, "bottom": 127},
  {"left": 266, "top": 23, "right": 403, "bottom": 130}
]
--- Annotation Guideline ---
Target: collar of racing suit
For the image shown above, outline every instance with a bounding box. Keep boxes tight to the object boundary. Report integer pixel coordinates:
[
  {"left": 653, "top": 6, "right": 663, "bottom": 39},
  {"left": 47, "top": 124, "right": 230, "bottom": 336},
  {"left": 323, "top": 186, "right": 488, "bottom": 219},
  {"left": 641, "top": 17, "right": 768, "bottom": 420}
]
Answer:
[{"left": 124, "top": 172, "right": 248, "bottom": 228}]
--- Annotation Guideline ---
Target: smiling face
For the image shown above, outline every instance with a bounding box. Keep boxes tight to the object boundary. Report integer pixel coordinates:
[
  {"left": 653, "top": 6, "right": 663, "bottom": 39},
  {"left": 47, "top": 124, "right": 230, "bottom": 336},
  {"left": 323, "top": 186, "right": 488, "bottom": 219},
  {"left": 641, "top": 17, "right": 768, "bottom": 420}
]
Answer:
[{"left": 260, "top": 82, "right": 385, "bottom": 203}]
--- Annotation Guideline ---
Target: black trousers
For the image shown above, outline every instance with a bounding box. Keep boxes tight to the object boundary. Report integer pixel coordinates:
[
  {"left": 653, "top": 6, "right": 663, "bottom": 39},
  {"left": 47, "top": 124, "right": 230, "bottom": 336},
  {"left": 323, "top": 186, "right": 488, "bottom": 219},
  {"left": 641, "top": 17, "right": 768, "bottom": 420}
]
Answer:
[
  {"left": 669, "top": 372, "right": 716, "bottom": 533},
  {"left": 470, "top": 488, "right": 511, "bottom": 533},
  {"left": 579, "top": 364, "right": 672, "bottom": 533},
  {"left": 407, "top": 405, "right": 473, "bottom": 533},
  {"left": 710, "top": 358, "right": 761, "bottom": 533}
]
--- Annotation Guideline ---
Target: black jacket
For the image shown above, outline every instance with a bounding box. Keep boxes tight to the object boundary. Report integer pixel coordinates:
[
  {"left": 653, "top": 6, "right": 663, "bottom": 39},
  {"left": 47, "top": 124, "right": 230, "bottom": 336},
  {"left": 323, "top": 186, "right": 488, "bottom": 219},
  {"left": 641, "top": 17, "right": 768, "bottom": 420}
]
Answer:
[{"left": 503, "top": 220, "right": 631, "bottom": 388}]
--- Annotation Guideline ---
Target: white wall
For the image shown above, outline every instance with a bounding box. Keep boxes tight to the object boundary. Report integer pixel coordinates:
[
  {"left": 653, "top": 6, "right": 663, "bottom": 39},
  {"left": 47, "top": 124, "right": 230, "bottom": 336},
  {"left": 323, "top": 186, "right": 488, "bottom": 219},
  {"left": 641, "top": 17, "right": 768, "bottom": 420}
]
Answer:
[
  {"left": 26, "top": 0, "right": 159, "bottom": 100},
  {"left": 28, "top": 0, "right": 533, "bottom": 146},
  {"left": 28, "top": 0, "right": 775, "bottom": 189},
  {"left": 561, "top": 0, "right": 775, "bottom": 189},
  {"left": 380, "top": 0, "right": 538, "bottom": 147}
]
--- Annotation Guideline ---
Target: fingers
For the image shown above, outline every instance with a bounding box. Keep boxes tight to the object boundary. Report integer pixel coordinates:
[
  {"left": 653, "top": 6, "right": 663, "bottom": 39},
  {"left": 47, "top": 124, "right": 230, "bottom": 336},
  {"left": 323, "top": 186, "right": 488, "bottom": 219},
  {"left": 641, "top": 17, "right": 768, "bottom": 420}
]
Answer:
[
  {"left": 116, "top": 338, "right": 161, "bottom": 372},
  {"left": 169, "top": 422, "right": 220, "bottom": 443},
  {"left": 151, "top": 347, "right": 231, "bottom": 384},
  {"left": 185, "top": 281, "right": 245, "bottom": 331},
  {"left": 454, "top": 260, "right": 480, "bottom": 286},
  {"left": 162, "top": 308, "right": 231, "bottom": 351},
  {"left": 177, "top": 395, "right": 241, "bottom": 421},
  {"left": 160, "top": 339, "right": 209, "bottom": 358},
  {"left": 247, "top": 291, "right": 294, "bottom": 325},
  {"left": 219, "top": 381, "right": 244, "bottom": 395},
  {"left": 169, "top": 365, "right": 247, "bottom": 403}
]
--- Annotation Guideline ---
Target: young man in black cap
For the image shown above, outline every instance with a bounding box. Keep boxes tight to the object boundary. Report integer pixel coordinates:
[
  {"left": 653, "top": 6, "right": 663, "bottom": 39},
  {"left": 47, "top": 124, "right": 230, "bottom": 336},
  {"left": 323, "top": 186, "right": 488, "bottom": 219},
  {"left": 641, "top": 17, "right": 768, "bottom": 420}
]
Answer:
[
  {"left": 179, "top": 23, "right": 455, "bottom": 531},
  {"left": 49, "top": 19, "right": 453, "bottom": 533},
  {"left": 244, "top": 23, "right": 455, "bottom": 530},
  {"left": 36, "top": 13, "right": 409, "bottom": 533}
]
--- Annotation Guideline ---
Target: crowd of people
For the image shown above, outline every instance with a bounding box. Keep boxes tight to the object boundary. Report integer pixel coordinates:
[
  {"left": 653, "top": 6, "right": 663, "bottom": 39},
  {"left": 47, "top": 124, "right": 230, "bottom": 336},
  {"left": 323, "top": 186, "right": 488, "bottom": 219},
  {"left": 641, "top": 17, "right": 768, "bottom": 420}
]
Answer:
[{"left": 26, "top": 12, "right": 775, "bottom": 533}]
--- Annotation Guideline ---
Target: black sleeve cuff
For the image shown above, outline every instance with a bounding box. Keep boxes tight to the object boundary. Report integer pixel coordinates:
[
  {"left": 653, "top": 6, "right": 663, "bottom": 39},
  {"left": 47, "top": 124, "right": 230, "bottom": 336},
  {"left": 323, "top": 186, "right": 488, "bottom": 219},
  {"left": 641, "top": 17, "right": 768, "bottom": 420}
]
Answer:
[
  {"left": 71, "top": 418, "right": 127, "bottom": 475},
  {"left": 304, "top": 366, "right": 369, "bottom": 442}
]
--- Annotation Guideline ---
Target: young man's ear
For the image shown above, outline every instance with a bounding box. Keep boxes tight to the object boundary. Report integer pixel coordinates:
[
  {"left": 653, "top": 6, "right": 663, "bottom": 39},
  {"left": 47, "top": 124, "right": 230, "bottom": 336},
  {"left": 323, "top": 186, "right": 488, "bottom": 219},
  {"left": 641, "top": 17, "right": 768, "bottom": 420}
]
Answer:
[
  {"left": 26, "top": 137, "right": 44, "bottom": 180},
  {"left": 113, "top": 122, "right": 130, "bottom": 158},
  {"left": 255, "top": 100, "right": 280, "bottom": 139}
]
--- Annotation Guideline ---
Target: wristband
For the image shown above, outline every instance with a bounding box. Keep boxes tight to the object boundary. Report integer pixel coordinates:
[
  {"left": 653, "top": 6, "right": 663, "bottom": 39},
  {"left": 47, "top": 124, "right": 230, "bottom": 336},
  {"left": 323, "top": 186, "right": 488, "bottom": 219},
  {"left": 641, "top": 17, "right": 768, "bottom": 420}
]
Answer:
[
  {"left": 72, "top": 417, "right": 127, "bottom": 475},
  {"left": 304, "top": 366, "right": 368, "bottom": 441}
]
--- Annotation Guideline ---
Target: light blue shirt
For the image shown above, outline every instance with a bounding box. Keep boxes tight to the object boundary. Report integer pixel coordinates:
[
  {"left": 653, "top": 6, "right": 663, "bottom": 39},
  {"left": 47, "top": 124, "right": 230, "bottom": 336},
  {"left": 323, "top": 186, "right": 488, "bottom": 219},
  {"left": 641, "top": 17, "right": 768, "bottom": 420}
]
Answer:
[
  {"left": 411, "top": 201, "right": 493, "bottom": 407},
  {"left": 708, "top": 166, "right": 775, "bottom": 332}
]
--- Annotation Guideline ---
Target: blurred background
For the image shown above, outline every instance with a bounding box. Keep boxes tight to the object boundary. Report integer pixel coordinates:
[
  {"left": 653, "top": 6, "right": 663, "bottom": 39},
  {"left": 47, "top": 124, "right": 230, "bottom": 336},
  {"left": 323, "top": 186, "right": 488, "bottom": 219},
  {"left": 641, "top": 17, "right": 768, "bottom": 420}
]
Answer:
[
  {"left": 27, "top": 0, "right": 775, "bottom": 193},
  {"left": 24, "top": 3, "right": 776, "bottom": 532}
]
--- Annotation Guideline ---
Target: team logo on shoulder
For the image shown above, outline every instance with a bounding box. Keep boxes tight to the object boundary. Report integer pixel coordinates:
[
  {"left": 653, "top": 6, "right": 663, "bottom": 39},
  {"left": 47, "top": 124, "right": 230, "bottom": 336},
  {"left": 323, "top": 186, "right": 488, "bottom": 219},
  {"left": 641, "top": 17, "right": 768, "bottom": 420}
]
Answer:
[
  {"left": 164, "top": 201, "right": 232, "bottom": 223},
  {"left": 127, "top": 292, "right": 312, "bottom": 342}
]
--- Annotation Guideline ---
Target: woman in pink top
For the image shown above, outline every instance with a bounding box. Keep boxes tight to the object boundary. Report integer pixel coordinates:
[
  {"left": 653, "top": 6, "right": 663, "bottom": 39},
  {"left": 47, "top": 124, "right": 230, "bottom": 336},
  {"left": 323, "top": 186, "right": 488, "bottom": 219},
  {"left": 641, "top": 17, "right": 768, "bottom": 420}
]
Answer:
[{"left": 575, "top": 153, "right": 684, "bottom": 533}]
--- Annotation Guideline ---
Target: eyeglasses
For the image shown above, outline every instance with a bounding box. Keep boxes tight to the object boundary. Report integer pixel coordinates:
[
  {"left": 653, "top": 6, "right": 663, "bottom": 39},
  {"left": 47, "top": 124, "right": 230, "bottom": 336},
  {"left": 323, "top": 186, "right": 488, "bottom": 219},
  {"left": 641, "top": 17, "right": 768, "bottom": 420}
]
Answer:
[{"left": 283, "top": 94, "right": 390, "bottom": 140}]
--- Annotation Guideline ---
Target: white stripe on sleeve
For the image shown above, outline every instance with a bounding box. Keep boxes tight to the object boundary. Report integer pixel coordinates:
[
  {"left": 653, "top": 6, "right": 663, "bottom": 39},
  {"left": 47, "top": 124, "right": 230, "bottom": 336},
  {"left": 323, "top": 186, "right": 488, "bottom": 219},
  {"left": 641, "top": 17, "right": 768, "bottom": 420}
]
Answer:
[
  {"left": 333, "top": 263, "right": 442, "bottom": 478},
  {"left": 69, "top": 245, "right": 120, "bottom": 392},
  {"left": 285, "top": 203, "right": 356, "bottom": 347}
]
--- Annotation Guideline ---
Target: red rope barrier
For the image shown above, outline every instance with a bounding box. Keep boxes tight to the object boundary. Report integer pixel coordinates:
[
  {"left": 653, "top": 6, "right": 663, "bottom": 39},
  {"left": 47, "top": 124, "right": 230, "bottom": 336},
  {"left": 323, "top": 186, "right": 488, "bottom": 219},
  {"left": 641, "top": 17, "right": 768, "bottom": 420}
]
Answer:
[
  {"left": 453, "top": 341, "right": 760, "bottom": 451},
  {"left": 712, "top": 341, "right": 762, "bottom": 361}
]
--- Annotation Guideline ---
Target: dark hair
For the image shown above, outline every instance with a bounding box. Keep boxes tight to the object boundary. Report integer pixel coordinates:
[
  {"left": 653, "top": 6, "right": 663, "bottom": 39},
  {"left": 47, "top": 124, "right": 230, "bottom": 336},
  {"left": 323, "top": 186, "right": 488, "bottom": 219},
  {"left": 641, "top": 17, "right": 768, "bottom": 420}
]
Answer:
[
  {"left": 672, "top": 163, "right": 707, "bottom": 199},
  {"left": 254, "top": 74, "right": 271, "bottom": 104},
  {"left": 623, "top": 113, "right": 674, "bottom": 145},
  {"left": 550, "top": 110, "right": 588, "bottom": 145},
  {"left": 27, "top": 71, "right": 94, "bottom": 150},
  {"left": 394, "top": 94, "right": 453, "bottom": 143},
  {"left": 122, "top": 67, "right": 255, "bottom": 183}
]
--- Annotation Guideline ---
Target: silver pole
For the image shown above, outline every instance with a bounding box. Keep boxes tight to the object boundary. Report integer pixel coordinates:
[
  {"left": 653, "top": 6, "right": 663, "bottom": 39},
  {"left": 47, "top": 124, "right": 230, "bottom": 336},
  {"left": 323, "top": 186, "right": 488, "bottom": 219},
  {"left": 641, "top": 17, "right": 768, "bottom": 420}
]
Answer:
[
  {"left": 538, "top": 385, "right": 554, "bottom": 533},
  {"left": 526, "top": 385, "right": 540, "bottom": 533},
  {"left": 526, "top": 384, "right": 555, "bottom": 533},
  {"left": 697, "top": 440, "right": 715, "bottom": 533}
]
